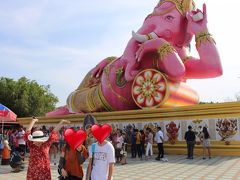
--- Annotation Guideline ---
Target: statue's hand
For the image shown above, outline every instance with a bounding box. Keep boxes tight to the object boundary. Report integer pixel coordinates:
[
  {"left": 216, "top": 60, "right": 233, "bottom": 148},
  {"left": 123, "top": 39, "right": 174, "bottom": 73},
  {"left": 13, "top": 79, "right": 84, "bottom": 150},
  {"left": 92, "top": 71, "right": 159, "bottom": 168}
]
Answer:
[
  {"left": 91, "top": 59, "right": 112, "bottom": 78},
  {"left": 135, "top": 38, "right": 167, "bottom": 62},
  {"left": 124, "top": 61, "right": 139, "bottom": 82},
  {"left": 186, "top": 3, "right": 208, "bottom": 35}
]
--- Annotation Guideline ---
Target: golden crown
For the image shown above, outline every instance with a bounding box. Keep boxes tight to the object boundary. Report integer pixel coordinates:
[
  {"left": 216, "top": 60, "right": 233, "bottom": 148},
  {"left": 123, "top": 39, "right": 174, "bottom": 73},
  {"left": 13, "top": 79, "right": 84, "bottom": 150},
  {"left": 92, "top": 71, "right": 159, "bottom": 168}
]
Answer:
[{"left": 157, "top": 0, "right": 195, "bottom": 15}]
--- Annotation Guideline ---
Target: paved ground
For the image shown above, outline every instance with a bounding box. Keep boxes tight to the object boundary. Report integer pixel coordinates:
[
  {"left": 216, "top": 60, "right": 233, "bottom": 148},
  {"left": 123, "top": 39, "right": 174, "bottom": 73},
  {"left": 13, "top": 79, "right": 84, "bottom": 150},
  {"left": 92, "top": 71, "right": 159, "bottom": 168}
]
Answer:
[{"left": 1, "top": 155, "right": 240, "bottom": 180}]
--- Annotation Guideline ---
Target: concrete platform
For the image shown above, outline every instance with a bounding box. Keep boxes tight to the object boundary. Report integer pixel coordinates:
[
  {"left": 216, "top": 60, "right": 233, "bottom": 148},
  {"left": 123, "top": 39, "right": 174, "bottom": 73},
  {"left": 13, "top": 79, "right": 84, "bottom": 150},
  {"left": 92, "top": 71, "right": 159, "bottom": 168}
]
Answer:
[{"left": 1, "top": 155, "right": 240, "bottom": 180}]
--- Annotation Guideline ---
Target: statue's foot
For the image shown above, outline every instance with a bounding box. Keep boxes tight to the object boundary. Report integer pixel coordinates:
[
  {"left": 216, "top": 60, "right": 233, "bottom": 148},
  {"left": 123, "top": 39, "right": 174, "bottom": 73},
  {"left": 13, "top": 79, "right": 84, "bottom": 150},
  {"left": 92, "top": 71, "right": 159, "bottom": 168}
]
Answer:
[{"left": 45, "top": 106, "right": 73, "bottom": 116}]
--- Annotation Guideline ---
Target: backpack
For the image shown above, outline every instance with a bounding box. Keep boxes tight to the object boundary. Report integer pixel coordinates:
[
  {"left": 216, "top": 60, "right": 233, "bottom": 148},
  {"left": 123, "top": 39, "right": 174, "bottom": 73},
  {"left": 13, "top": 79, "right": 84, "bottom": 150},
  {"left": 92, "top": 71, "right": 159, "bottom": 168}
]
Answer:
[{"left": 10, "top": 151, "right": 22, "bottom": 168}]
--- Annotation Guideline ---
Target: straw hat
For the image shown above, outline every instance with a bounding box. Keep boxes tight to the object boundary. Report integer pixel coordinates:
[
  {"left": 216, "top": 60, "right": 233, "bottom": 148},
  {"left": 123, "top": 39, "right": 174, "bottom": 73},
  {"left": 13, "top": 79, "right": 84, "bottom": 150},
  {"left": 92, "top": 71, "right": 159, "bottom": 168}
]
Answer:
[{"left": 28, "top": 130, "right": 49, "bottom": 142}]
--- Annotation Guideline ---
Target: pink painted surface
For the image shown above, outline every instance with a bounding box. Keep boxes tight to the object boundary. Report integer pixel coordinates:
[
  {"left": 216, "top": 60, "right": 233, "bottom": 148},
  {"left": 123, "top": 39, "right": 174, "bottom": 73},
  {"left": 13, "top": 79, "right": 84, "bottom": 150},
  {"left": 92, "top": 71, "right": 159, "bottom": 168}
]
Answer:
[{"left": 48, "top": 1, "right": 222, "bottom": 115}]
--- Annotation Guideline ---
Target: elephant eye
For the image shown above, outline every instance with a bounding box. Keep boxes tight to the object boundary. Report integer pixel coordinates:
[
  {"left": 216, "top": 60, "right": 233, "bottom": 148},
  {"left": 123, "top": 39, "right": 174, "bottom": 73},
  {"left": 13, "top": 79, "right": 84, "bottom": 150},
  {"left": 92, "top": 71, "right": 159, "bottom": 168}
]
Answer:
[{"left": 165, "top": 15, "right": 174, "bottom": 21}]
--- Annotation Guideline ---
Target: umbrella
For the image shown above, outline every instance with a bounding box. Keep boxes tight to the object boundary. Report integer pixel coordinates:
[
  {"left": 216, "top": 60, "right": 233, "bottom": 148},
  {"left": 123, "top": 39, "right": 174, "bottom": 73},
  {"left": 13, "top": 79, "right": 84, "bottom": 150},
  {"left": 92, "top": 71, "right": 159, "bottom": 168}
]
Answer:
[{"left": 0, "top": 103, "right": 17, "bottom": 134}]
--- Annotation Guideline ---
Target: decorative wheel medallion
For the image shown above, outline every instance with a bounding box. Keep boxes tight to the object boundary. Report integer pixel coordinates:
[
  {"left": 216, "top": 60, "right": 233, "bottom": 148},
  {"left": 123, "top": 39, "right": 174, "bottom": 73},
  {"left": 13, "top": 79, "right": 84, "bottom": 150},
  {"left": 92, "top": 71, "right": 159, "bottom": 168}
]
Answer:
[{"left": 132, "top": 69, "right": 168, "bottom": 108}]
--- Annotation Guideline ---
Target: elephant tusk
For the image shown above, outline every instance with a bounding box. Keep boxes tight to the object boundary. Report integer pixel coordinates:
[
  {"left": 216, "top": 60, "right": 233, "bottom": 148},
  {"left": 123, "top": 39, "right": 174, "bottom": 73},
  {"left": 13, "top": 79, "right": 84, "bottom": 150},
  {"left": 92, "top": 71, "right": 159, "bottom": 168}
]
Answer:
[{"left": 132, "top": 31, "right": 158, "bottom": 43}]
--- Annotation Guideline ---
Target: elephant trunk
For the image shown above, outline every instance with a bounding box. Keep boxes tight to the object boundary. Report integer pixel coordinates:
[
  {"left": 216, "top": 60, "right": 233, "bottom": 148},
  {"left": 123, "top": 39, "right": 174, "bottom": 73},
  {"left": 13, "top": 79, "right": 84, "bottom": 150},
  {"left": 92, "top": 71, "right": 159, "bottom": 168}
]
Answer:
[{"left": 132, "top": 31, "right": 158, "bottom": 43}]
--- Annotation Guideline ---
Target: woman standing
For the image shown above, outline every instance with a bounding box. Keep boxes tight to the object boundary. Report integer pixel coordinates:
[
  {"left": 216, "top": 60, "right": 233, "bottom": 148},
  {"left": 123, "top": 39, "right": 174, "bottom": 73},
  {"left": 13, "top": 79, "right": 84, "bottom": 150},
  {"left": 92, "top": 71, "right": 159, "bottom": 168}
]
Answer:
[
  {"left": 58, "top": 142, "right": 88, "bottom": 180},
  {"left": 200, "top": 127, "right": 211, "bottom": 159},
  {"left": 24, "top": 117, "right": 70, "bottom": 180}
]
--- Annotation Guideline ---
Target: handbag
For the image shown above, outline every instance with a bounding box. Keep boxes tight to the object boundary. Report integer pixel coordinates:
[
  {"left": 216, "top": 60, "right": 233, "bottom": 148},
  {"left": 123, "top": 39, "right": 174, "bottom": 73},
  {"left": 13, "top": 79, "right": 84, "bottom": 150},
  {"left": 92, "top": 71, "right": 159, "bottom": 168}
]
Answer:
[{"left": 77, "top": 150, "right": 86, "bottom": 164}]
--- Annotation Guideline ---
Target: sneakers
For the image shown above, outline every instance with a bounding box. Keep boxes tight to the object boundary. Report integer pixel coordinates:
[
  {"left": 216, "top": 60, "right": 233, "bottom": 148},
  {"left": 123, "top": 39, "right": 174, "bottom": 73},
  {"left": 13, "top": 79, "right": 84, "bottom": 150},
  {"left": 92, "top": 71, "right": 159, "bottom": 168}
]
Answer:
[
  {"left": 161, "top": 158, "right": 168, "bottom": 162},
  {"left": 155, "top": 157, "right": 161, "bottom": 161}
]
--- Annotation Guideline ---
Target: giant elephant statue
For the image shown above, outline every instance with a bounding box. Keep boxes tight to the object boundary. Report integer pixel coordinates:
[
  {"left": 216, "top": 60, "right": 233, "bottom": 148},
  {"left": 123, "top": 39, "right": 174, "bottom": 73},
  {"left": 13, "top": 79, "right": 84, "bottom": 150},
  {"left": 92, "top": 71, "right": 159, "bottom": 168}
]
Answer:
[{"left": 47, "top": 0, "right": 222, "bottom": 116}]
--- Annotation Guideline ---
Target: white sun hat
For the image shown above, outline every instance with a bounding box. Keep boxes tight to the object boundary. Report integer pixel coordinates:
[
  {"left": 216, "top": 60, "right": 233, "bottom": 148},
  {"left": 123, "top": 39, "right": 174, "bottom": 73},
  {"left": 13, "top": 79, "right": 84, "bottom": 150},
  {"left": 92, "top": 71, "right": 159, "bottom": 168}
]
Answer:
[{"left": 28, "top": 130, "right": 49, "bottom": 142}]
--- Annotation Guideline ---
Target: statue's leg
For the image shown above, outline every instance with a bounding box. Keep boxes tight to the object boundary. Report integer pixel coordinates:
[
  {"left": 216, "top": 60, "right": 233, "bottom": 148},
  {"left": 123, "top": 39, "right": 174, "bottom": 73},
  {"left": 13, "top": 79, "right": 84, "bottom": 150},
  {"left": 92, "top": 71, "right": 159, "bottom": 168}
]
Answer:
[{"left": 67, "top": 72, "right": 113, "bottom": 113}]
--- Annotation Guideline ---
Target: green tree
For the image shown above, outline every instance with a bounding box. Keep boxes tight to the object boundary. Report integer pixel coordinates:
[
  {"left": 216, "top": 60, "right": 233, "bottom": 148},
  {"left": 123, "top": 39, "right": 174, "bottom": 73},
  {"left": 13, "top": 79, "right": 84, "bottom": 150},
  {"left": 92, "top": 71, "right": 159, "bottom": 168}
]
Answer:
[{"left": 0, "top": 77, "right": 58, "bottom": 117}]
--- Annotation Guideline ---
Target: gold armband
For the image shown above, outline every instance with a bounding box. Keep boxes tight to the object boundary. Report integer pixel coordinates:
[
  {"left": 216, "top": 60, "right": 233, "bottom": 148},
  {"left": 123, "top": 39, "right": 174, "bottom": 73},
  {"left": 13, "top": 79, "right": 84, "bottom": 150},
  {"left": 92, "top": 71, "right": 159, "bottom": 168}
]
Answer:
[
  {"left": 157, "top": 43, "right": 176, "bottom": 60},
  {"left": 182, "top": 56, "right": 191, "bottom": 63},
  {"left": 195, "top": 31, "right": 216, "bottom": 48},
  {"left": 106, "top": 56, "right": 117, "bottom": 63},
  {"left": 146, "top": 33, "right": 153, "bottom": 40}
]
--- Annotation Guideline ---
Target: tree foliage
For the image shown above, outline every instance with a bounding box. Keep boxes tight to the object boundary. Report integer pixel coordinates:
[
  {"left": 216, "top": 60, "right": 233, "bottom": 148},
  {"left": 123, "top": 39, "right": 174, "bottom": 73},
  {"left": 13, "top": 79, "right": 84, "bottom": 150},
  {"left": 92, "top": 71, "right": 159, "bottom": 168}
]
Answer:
[{"left": 0, "top": 77, "right": 58, "bottom": 117}]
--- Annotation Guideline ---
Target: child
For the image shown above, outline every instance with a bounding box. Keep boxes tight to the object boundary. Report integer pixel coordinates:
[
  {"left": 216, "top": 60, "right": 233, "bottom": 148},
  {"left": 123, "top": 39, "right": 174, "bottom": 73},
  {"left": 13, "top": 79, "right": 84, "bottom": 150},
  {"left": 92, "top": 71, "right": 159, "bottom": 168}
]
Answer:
[
  {"left": 1, "top": 140, "right": 11, "bottom": 165},
  {"left": 25, "top": 117, "right": 70, "bottom": 180}
]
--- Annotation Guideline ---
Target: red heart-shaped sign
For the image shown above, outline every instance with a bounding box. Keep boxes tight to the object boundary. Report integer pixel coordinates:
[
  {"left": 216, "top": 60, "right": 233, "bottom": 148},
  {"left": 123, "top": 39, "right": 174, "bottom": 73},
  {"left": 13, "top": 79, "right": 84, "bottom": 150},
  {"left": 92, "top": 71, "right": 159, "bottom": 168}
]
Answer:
[
  {"left": 90, "top": 124, "right": 112, "bottom": 144},
  {"left": 64, "top": 129, "right": 87, "bottom": 150}
]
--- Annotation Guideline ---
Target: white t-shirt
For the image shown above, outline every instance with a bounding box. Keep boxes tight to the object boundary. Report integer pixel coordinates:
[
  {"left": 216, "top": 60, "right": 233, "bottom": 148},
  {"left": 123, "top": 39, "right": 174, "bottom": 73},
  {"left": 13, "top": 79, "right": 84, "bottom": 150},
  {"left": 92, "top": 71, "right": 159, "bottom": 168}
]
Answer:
[
  {"left": 116, "top": 136, "right": 124, "bottom": 149},
  {"left": 155, "top": 130, "right": 164, "bottom": 143},
  {"left": 89, "top": 141, "right": 115, "bottom": 180},
  {"left": 17, "top": 130, "right": 26, "bottom": 145}
]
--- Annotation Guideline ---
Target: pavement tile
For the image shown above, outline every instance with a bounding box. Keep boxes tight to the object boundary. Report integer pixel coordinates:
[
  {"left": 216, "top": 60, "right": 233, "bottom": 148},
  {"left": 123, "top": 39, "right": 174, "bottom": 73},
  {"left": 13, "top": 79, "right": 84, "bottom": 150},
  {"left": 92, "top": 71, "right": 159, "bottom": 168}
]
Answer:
[{"left": 1, "top": 155, "right": 240, "bottom": 180}]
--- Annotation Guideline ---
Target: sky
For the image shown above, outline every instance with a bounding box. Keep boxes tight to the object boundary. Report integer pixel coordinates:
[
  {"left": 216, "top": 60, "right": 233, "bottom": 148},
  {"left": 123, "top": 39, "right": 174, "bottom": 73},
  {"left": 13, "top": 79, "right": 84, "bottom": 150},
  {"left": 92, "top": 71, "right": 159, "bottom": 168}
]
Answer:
[{"left": 0, "top": 0, "right": 240, "bottom": 106}]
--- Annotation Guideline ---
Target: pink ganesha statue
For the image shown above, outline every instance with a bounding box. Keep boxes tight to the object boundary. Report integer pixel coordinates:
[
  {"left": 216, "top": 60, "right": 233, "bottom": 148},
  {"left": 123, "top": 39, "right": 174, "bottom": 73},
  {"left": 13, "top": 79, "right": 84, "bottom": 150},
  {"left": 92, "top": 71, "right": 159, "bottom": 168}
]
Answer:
[{"left": 47, "top": 0, "right": 222, "bottom": 115}]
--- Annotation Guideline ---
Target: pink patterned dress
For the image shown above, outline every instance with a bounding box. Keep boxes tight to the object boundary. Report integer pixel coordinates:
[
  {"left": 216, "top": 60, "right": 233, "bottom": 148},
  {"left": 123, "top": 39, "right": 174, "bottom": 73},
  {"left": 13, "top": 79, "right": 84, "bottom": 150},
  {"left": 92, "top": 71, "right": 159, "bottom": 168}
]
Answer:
[{"left": 24, "top": 130, "right": 58, "bottom": 180}]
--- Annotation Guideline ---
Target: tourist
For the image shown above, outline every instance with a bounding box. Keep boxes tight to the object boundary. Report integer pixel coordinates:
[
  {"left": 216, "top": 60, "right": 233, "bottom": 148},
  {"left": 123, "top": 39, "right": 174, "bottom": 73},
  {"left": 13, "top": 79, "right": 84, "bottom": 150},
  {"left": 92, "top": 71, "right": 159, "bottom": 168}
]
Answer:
[
  {"left": 130, "top": 127, "right": 137, "bottom": 158},
  {"left": 58, "top": 142, "right": 88, "bottom": 180},
  {"left": 184, "top": 125, "right": 196, "bottom": 159},
  {"left": 49, "top": 127, "right": 59, "bottom": 165},
  {"left": 16, "top": 126, "right": 26, "bottom": 159},
  {"left": 140, "top": 130, "right": 145, "bottom": 155},
  {"left": 0, "top": 133, "right": 3, "bottom": 158},
  {"left": 136, "top": 129, "right": 142, "bottom": 160},
  {"left": 200, "top": 127, "right": 211, "bottom": 159},
  {"left": 87, "top": 139, "right": 115, "bottom": 180},
  {"left": 24, "top": 117, "right": 70, "bottom": 180},
  {"left": 120, "top": 132, "right": 127, "bottom": 165},
  {"left": 115, "top": 129, "right": 124, "bottom": 163},
  {"left": 155, "top": 127, "right": 165, "bottom": 161},
  {"left": 145, "top": 128, "right": 153, "bottom": 160},
  {"left": 1, "top": 140, "right": 11, "bottom": 165},
  {"left": 9, "top": 150, "right": 24, "bottom": 173}
]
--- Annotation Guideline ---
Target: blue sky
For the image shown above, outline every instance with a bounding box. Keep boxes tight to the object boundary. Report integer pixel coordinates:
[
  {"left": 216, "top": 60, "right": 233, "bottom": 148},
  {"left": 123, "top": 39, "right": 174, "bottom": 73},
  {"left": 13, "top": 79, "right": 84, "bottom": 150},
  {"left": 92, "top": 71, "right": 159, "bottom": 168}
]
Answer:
[{"left": 1, "top": 0, "right": 240, "bottom": 106}]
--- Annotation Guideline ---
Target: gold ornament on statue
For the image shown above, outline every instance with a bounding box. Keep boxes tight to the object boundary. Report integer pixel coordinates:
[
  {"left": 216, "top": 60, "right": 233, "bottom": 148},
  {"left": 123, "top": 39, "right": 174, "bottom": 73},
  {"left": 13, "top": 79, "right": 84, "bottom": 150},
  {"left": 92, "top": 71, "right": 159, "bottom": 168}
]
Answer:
[{"left": 158, "top": 0, "right": 195, "bottom": 15}]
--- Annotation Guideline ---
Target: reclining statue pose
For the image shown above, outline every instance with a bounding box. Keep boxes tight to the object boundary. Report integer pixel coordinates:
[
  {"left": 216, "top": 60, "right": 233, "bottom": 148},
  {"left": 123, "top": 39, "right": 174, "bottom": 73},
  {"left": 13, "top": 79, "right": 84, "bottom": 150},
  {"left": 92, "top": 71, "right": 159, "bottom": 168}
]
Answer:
[{"left": 48, "top": 0, "right": 222, "bottom": 115}]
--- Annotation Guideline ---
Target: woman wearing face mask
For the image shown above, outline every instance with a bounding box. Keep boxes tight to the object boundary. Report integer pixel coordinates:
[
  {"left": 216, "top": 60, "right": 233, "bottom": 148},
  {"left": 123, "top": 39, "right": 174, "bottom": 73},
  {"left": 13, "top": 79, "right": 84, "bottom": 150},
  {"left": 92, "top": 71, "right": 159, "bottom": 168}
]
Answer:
[{"left": 24, "top": 117, "right": 70, "bottom": 180}]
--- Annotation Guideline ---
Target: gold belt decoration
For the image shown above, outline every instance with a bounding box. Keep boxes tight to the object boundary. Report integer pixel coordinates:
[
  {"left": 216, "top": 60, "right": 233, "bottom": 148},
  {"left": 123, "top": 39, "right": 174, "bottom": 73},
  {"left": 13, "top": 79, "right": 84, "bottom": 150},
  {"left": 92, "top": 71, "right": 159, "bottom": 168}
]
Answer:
[
  {"left": 182, "top": 56, "right": 191, "bottom": 63},
  {"left": 195, "top": 30, "right": 216, "bottom": 49}
]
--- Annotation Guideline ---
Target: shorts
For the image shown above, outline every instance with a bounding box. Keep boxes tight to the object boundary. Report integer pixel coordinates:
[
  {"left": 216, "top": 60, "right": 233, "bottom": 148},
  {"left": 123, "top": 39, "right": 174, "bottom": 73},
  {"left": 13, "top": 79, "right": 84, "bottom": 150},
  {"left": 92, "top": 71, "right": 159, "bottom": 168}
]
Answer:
[{"left": 203, "top": 139, "right": 211, "bottom": 147}]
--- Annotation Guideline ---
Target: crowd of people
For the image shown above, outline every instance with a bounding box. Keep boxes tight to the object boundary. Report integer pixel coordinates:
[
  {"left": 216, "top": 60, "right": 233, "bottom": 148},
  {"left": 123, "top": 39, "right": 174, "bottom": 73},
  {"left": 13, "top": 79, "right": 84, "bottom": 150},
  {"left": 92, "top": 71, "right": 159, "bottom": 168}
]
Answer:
[{"left": 0, "top": 120, "right": 212, "bottom": 180}]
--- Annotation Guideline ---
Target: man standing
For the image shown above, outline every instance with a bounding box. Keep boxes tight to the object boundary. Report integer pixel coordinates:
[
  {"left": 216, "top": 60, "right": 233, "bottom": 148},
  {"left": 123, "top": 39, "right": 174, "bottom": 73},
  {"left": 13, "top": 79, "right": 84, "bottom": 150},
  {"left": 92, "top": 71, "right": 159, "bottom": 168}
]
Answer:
[
  {"left": 184, "top": 126, "right": 196, "bottom": 159},
  {"left": 155, "top": 127, "right": 164, "bottom": 161},
  {"left": 16, "top": 127, "right": 26, "bottom": 159},
  {"left": 130, "top": 128, "right": 137, "bottom": 158},
  {"left": 87, "top": 140, "right": 115, "bottom": 180}
]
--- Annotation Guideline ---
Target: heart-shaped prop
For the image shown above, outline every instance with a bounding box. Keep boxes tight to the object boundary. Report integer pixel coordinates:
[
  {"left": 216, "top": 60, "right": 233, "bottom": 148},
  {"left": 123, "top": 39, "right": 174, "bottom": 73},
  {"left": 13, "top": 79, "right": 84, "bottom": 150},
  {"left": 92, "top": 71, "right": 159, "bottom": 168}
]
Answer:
[
  {"left": 90, "top": 124, "right": 112, "bottom": 144},
  {"left": 64, "top": 129, "right": 87, "bottom": 150}
]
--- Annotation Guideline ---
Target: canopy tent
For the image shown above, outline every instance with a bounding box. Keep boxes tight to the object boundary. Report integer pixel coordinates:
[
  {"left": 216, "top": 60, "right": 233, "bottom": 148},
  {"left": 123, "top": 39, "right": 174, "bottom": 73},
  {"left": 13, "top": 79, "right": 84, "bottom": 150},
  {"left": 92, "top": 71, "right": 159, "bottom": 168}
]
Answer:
[{"left": 0, "top": 103, "right": 17, "bottom": 134}]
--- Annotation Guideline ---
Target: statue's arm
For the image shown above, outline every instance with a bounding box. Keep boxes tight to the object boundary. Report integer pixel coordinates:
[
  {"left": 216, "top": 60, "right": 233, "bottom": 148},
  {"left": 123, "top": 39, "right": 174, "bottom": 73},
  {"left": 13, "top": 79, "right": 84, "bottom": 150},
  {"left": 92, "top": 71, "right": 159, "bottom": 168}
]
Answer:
[{"left": 184, "top": 4, "right": 223, "bottom": 79}]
